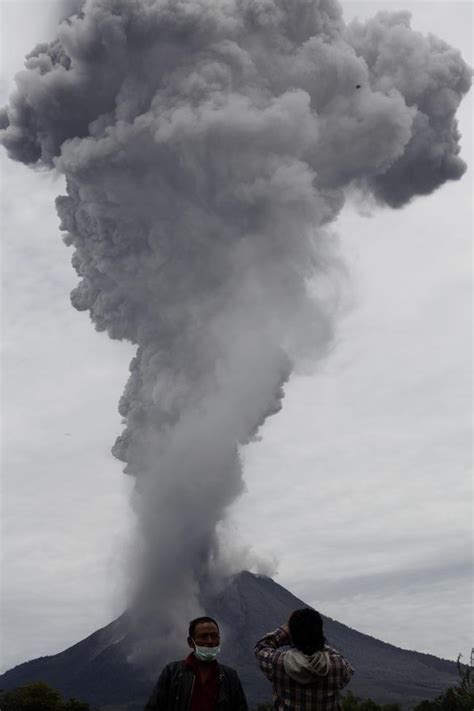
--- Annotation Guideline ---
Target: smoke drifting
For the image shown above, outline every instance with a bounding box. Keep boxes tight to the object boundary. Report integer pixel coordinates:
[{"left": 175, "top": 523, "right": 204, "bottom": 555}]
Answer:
[{"left": 1, "top": 0, "right": 470, "bottom": 661}]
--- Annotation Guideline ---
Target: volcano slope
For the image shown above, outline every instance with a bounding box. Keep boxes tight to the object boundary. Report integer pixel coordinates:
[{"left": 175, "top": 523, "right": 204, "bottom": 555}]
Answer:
[{"left": 0, "top": 572, "right": 459, "bottom": 709}]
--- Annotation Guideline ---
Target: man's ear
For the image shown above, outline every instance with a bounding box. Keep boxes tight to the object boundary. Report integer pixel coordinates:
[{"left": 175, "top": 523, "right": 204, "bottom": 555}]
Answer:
[{"left": 187, "top": 637, "right": 195, "bottom": 650}]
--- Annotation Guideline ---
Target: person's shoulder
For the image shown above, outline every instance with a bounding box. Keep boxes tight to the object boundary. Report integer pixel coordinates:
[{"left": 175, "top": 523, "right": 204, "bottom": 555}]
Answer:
[{"left": 162, "top": 659, "right": 187, "bottom": 673}]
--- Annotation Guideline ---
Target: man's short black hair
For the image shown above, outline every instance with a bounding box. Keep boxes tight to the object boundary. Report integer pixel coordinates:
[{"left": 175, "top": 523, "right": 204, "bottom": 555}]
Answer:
[
  {"left": 188, "top": 616, "right": 220, "bottom": 639},
  {"left": 289, "top": 608, "right": 326, "bottom": 654}
]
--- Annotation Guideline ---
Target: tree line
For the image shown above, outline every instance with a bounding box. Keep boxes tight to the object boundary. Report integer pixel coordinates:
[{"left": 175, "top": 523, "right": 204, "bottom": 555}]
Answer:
[{"left": 1, "top": 659, "right": 472, "bottom": 711}]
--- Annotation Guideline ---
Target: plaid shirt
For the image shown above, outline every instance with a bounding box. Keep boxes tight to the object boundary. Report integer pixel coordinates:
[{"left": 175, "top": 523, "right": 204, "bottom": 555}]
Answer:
[{"left": 255, "top": 626, "right": 354, "bottom": 711}]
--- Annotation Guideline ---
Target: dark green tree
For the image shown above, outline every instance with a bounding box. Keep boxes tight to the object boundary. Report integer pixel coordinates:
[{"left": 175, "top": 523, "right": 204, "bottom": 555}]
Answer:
[
  {"left": 413, "top": 654, "right": 474, "bottom": 711},
  {"left": 0, "top": 681, "right": 91, "bottom": 711}
]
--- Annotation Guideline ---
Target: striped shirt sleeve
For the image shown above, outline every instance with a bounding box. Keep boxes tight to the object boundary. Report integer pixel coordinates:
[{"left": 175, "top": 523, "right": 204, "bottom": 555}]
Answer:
[
  {"left": 325, "top": 645, "right": 355, "bottom": 687},
  {"left": 254, "top": 626, "right": 290, "bottom": 682}
]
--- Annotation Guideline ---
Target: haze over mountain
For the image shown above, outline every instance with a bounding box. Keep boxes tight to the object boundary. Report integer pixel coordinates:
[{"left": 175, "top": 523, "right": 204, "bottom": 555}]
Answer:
[{"left": 0, "top": 572, "right": 459, "bottom": 710}]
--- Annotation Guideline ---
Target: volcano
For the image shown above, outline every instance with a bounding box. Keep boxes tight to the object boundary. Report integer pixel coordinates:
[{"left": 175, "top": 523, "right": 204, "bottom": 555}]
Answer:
[{"left": 0, "top": 572, "right": 458, "bottom": 709}]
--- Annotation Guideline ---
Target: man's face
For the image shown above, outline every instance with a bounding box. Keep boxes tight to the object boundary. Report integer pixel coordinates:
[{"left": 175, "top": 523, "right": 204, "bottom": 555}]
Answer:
[{"left": 188, "top": 621, "right": 220, "bottom": 650}]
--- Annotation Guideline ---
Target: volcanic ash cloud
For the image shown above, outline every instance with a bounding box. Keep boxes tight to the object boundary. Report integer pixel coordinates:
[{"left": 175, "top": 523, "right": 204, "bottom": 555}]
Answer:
[{"left": 1, "top": 0, "right": 470, "bottom": 658}]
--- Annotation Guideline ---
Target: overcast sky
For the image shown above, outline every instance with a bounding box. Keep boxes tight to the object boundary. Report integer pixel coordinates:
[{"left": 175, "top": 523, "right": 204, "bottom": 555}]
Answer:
[{"left": 1, "top": 0, "right": 472, "bottom": 675}]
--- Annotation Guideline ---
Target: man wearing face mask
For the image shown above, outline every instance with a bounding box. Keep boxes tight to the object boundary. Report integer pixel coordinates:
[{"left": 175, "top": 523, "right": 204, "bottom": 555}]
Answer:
[{"left": 144, "top": 616, "right": 248, "bottom": 711}]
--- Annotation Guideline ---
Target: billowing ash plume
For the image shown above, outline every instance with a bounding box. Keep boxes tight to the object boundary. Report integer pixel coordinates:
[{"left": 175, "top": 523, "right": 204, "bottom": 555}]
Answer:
[{"left": 1, "top": 0, "right": 470, "bottom": 662}]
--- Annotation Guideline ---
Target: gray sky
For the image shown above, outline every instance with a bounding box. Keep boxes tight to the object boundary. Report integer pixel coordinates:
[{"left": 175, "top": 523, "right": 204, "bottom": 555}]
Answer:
[{"left": 1, "top": 0, "right": 472, "bottom": 673}]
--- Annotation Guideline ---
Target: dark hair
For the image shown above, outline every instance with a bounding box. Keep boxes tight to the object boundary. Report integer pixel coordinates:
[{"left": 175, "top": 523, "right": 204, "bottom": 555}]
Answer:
[
  {"left": 188, "top": 616, "right": 220, "bottom": 639},
  {"left": 289, "top": 608, "right": 326, "bottom": 654}
]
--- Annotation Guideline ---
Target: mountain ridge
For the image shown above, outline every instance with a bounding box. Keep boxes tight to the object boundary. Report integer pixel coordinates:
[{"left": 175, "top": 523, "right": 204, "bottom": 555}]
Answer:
[{"left": 0, "top": 571, "right": 458, "bottom": 709}]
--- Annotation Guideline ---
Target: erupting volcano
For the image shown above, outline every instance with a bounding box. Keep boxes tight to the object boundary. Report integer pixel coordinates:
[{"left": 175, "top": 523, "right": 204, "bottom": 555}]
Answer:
[{"left": 1, "top": 0, "right": 471, "bottom": 668}]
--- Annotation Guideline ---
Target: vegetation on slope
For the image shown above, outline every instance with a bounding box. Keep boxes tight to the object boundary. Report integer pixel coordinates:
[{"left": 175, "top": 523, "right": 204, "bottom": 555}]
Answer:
[
  {"left": 2, "top": 656, "right": 472, "bottom": 711},
  {"left": 0, "top": 681, "right": 91, "bottom": 711}
]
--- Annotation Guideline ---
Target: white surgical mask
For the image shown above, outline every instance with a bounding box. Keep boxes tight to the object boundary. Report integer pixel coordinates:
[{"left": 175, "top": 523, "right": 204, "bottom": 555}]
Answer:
[{"left": 193, "top": 642, "right": 220, "bottom": 662}]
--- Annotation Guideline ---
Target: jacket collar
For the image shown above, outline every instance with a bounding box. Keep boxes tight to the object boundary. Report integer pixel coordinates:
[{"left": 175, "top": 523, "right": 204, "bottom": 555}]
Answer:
[{"left": 185, "top": 652, "right": 219, "bottom": 675}]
